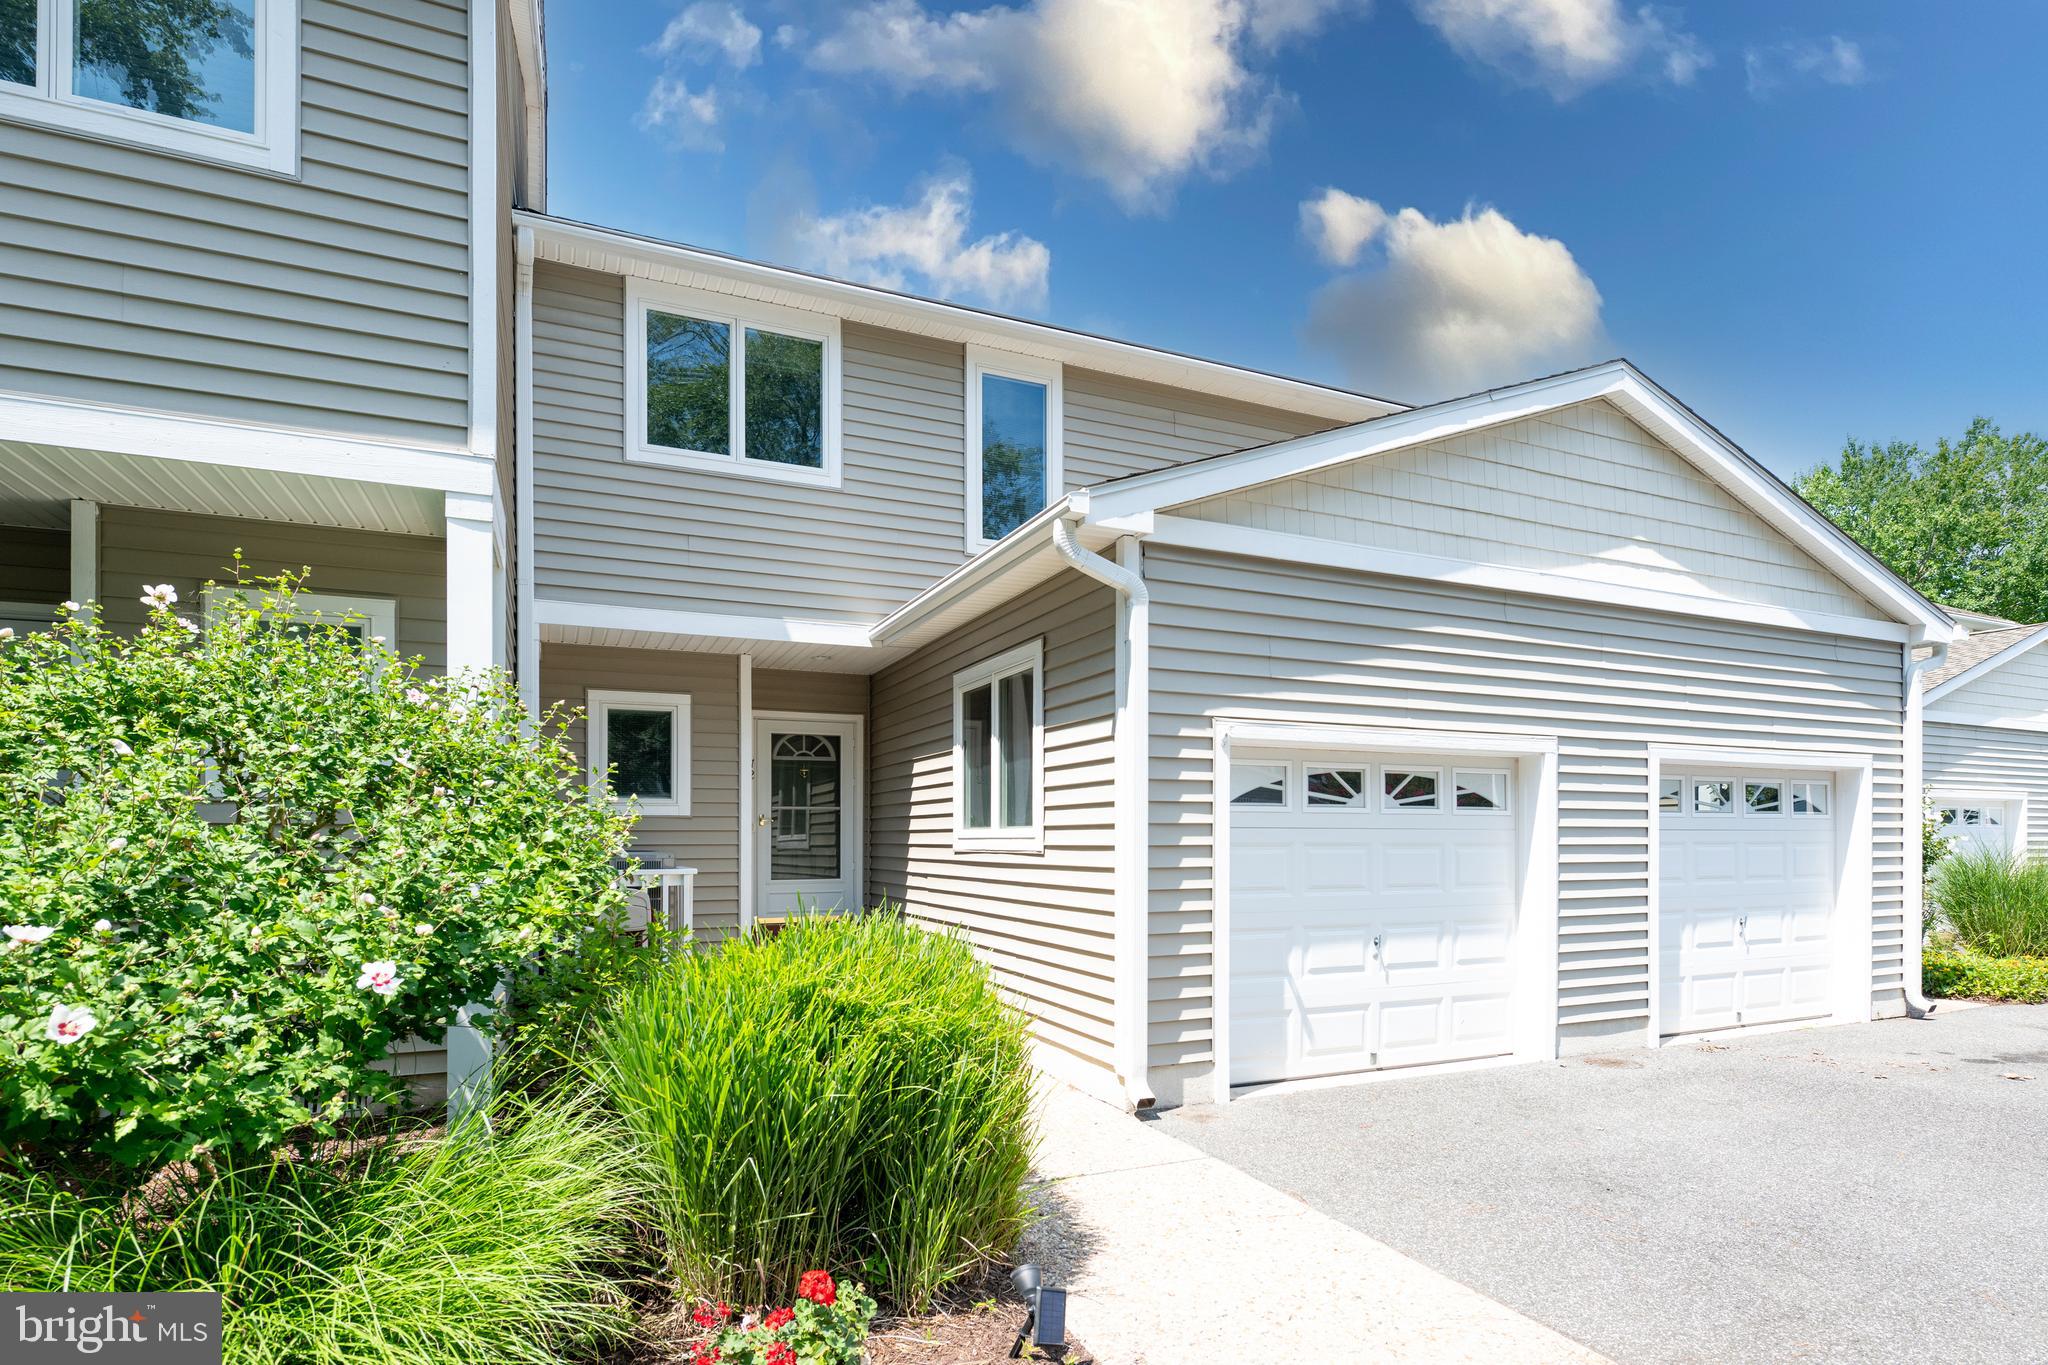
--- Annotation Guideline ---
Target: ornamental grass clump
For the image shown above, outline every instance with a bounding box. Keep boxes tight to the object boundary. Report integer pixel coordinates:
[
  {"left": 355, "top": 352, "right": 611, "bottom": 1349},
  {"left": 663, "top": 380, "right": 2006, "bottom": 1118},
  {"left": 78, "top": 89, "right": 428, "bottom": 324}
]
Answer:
[
  {"left": 1930, "top": 848, "right": 2048, "bottom": 958},
  {"left": 596, "top": 913, "right": 1036, "bottom": 1312},
  {"left": 0, "top": 1089, "right": 640, "bottom": 1365},
  {"left": 0, "top": 569, "right": 635, "bottom": 1174}
]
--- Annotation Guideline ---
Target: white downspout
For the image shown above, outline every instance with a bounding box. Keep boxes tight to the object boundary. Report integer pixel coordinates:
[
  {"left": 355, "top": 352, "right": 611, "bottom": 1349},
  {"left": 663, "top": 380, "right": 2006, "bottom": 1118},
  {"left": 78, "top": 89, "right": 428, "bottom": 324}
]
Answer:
[
  {"left": 1901, "top": 637, "right": 1951, "bottom": 1018},
  {"left": 1051, "top": 516, "right": 1154, "bottom": 1110}
]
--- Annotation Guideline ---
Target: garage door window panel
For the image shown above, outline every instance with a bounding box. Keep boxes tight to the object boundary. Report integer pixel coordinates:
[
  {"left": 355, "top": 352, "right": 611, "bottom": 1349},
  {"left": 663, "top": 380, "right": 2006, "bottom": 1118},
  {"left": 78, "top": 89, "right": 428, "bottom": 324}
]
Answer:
[
  {"left": 1454, "top": 769, "right": 1509, "bottom": 812},
  {"left": 1791, "top": 782, "right": 1830, "bottom": 816},
  {"left": 1306, "top": 768, "right": 1367, "bottom": 808},
  {"left": 1745, "top": 781, "right": 1784, "bottom": 815},
  {"left": 1691, "top": 779, "right": 1734, "bottom": 815},
  {"left": 1383, "top": 769, "right": 1441, "bottom": 811},
  {"left": 1231, "top": 763, "right": 1289, "bottom": 807}
]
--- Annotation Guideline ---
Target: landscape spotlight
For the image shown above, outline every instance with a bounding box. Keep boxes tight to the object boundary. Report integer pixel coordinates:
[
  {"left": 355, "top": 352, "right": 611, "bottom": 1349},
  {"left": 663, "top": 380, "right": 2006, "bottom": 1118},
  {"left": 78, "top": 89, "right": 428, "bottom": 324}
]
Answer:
[{"left": 1009, "top": 1262, "right": 1068, "bottom": 1358}]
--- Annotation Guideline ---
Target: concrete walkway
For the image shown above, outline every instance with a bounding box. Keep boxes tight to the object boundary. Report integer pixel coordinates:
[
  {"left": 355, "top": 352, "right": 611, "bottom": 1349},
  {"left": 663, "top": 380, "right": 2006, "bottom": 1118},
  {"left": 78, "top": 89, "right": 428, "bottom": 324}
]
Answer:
[{"left": 1015, "top": 1082, "right": 1609, "bottom": 1365}]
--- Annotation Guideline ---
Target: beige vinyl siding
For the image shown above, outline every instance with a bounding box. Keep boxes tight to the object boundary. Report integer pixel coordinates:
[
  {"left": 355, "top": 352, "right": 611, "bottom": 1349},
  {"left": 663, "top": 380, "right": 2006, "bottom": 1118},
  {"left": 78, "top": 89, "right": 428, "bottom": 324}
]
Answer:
[
  {"left": 1143, "top": 545, "right": 1909, "bottom": 1103},
  {"left": 1063, "top": 369, "right": 1330, "bottom": 486},
  {"left": 541, "top": 646, "right": 743, "bottom": 936},
  {"left": 1925, "top": 722, "right": 2048, "bottom": 861},
  {"left": 0, "top": 0, "right": 472, "bottom": 444},
  {"left": 1, "top": 526, "right": 68, "bottom": 603},
  {"left": 529, "top": 262, "right": 1348, "bottom": 625},
  {"left": 94, "top": 506, "right": 446, "bottom": 665},
  {"left": 868, "top": 572, "right": 1120, "bottom": 1081},
  {"left": 755, "top": 668, "right": 869, "bottom": 716},
  {"left": 1927, "top": 645, "right": 2048, "bottom": 731},
  {"left": 1172, "top": 399, "right": 1882, "bottom": 622}
]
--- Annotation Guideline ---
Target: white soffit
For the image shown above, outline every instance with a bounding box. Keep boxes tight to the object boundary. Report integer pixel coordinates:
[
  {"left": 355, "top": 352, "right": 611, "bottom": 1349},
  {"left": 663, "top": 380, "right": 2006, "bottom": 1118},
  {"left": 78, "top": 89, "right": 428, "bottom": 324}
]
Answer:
[
  {"left": 0, "top": 442, "right": 445, "bottom": 536},
  {"left": 537, "top": 621, "right": 908, "bottom": 674},
  {"left": 518, "top": 212, "right": 1401, "bottom": 426}
]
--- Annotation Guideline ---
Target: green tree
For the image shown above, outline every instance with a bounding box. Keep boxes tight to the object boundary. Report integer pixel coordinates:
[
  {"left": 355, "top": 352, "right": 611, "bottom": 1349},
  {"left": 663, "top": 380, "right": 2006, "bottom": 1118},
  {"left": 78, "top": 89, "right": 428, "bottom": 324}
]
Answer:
[{"left": 1797, "top": 418, "right": 2048, "bottom": 623}]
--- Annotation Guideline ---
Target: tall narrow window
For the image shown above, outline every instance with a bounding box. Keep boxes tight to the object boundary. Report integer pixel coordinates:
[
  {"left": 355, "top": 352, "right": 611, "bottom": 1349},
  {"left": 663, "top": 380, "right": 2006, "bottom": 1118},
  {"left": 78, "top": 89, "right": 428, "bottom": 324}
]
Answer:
[
  {"left": 0, "top": 0, "right": 297, "bottom": 172},
  {"left": 628, "top": 281, "right": 841, "bottom": 485},
  {"left": 953, "top": 641, "right": 1043, "bottom": 849},
  {"left": 967, "top": 347, "right": 1062, "bottom": 548}
]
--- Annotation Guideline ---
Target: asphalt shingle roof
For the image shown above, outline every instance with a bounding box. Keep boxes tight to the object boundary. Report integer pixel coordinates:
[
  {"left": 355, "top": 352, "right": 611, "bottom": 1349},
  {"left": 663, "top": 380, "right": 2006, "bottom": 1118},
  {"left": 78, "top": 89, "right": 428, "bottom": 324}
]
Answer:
[{"left": 1922, "top": 623, "right": 2048, "bottom": 691}]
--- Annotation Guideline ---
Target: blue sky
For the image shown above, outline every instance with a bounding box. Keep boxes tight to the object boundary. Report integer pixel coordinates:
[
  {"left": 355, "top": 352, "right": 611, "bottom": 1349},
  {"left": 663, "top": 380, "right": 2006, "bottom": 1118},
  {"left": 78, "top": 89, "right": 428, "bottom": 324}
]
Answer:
[{"left": 544, "top": 0, "right": 2046, "bottom": 478}]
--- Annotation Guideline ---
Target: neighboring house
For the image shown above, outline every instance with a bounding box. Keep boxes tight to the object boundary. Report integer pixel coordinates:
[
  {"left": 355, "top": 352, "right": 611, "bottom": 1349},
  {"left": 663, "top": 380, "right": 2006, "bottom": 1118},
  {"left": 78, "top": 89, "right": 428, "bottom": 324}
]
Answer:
[
  {"left": 0, "top": 0, "right": 548, "bottom": 1098},
  {"left": 1922, "top": 611, "right": 2048, "bottom": 861},
  {"left": 2, "top": 2, "right": 1970, "bottom": 1113}
]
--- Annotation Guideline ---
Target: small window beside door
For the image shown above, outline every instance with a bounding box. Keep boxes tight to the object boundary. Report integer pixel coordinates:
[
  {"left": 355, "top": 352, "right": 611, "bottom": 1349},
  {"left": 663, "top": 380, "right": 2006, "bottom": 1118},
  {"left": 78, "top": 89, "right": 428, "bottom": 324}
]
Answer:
[
  {"left": 588, "top": 690, "right": 691, "bottom": 816},
  {"left": 953, "top": 640, "right": 1043, "bottom": 850},
  {"left": 966, "top": 347, "right": 1063, "bottom": 548}
]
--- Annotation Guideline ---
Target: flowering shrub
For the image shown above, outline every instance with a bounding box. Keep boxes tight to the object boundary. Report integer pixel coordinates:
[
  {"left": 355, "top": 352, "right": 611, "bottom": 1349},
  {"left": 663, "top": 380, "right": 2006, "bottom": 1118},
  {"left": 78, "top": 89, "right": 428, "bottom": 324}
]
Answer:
[
  {"left": 685, "top": 1271, "right": 876, "bottom": 1365},
  {"left": 0, "top": 571, "right": 634, "bottom": 1170}
]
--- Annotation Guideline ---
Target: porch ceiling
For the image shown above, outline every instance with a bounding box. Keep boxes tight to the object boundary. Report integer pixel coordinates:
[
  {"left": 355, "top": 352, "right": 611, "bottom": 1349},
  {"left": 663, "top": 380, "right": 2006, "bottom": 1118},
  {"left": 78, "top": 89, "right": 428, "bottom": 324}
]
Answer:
[{"left": 0, "top": 441, "right": 446, "bottom": 536}]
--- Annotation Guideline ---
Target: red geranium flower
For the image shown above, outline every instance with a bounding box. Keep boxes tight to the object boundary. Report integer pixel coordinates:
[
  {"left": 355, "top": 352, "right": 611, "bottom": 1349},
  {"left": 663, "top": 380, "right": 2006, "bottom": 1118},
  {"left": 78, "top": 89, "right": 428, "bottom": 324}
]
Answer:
[
  {"left": 690, "top": 1347, "right": 721, "bottom": 1365},
  {"left": 764, "top": 1306, "right": 795, "bottom": 1330},
  {"left": 764, "top": 1343, "right": 796, "bottom": 1365},
  {"left": 690, "top": 1302, "right": 721, "bottom": 1330},
  {"left": 797, "top": 1270, "right": 836, "bottom": 1307}
]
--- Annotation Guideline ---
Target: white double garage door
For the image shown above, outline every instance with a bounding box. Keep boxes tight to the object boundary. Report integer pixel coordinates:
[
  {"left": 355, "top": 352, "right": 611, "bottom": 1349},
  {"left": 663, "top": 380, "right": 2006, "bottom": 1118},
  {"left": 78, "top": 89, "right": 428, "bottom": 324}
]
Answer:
[{"left": 1229, "top": 751, "right": 1841, "bottom": 1088}]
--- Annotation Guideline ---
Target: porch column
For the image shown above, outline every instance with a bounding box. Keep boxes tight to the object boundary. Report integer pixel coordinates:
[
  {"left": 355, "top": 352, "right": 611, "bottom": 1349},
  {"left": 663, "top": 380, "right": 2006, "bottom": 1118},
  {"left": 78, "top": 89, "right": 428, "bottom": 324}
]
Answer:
[
  {"left": 442, "top": 489, "right": 500, "bottom": 1126},
  {"left": 444, "top": 490, "right": 499, "bottom": 677}
]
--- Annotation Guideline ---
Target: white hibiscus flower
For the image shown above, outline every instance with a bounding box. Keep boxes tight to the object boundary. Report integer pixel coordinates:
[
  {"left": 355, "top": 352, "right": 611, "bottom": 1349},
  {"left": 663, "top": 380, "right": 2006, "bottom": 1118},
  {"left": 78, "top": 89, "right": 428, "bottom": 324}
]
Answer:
[
  {"left": 140, "top": 583, "right": 179, "bottom": 610},
  {"left": 5, "top": 925, "right": 55, "bottom": 945},
  {"left": 45, "top": 1003, "right": 97, "bottom": 1045},
  {"left": 356, "top": 960, "right": 402, "bottom": 997}
]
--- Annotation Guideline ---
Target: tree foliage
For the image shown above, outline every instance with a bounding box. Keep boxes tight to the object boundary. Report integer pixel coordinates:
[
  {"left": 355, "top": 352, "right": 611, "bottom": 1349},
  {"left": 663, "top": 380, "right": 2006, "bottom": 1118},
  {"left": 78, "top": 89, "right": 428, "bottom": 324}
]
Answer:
[
  {"left": 1796, "top": 418, "right": 2048, "bottom": 623},
  {"left": 0, "top": 571, "right": 634, "bottom": 1172}
]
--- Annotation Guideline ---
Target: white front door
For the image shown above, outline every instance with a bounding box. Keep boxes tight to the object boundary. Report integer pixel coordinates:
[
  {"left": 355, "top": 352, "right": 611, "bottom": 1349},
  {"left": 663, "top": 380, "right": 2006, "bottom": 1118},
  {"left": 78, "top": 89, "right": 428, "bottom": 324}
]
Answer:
[
  {"left": 753, "top": 717, "right": 861, "bottom": 921},
  {"left": 1229, "top": 754, "right": 1519, "bottom": 1086},
  {"left": 1659, "top": 771, "right": 1836, "bottom": 1035},
  {"left": 1936, "top": 800, "right": 2018, "bottom": 860}
]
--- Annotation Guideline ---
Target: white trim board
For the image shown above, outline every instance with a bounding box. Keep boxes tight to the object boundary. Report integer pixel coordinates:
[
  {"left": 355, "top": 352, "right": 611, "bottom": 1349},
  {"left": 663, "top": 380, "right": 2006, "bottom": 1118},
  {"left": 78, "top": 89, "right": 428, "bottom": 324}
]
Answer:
[
  {"left": 1146, "top": 514, "right": 1916, "bottom": 644},
  {"left": 0, "top": 391, "right": 496, "bottom": 495},
  {"left": 1069, "top": 361, "right": 1955, "bottom": 644},
  {"left": 1207, "top": 719, "right": 1561, "bottom": 1105},
  {"left": 533, "top": 597, "right": 873, "bottom": 648},
  {"left": 1925, "top": 627, "right": 2048, "bottom": 705}
]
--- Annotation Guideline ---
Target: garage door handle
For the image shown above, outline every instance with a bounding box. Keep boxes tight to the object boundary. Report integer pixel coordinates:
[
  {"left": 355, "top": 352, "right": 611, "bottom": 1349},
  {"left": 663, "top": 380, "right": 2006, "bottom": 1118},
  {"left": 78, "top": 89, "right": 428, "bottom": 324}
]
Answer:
[
  {"left": 1372, "top": 934, "right": 1382, "bottom": 955},
  {"left": 1737, "top": 915, "right": 1747, "bottom": 936}
]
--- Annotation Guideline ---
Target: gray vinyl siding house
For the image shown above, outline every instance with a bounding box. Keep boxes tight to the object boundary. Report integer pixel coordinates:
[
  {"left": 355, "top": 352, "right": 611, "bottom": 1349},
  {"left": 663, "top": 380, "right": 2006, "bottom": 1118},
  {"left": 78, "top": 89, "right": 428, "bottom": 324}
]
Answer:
[
  {"left": 1922, "top": 623, "right": 2048, "bottom": 862},
  {"left": 2, "top": 0, "right": 1969, "bottom": 1119}
]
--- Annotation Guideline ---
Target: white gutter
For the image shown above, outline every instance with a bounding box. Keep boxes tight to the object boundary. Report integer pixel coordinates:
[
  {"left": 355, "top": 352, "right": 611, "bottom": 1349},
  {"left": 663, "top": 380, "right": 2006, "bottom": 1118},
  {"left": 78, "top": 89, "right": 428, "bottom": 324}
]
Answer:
[
  {"left": 1051, "top": 516, "right": 1154, "bottom": 1110},
  {"left": 1901, "top": 638, "right": 1952, "bottom": 1017},
  {"left": 514, "top": 226, "right": 539, "bottom": 718}
]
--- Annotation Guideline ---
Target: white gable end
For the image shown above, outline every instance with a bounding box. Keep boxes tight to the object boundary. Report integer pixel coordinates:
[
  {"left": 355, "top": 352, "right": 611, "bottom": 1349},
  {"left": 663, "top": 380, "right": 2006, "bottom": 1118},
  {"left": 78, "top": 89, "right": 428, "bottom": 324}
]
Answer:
[
  {"left": 1928, "top": 641, "right": 2048, "bottom": 731},
  {"left": 1165, "top": 398, "right": 1884, "bottom": 623}
]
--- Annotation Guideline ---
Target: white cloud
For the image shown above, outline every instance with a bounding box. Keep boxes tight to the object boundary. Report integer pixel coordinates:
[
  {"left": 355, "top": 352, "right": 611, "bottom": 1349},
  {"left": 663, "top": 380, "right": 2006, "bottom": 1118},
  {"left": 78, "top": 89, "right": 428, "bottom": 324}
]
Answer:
[
  {"left": 638, "top": 74, "right": 723, "bottom": 149},
  {"left": 1301, "top": 197, "right": 1605, "bottom": 399},
  {"left": 1744, "top": 36, "right": 1867, "bottom": 98},
  {"left": 788, "top": 170, "right": 1052, "bottom": 310},
  {"left": 806, "top": 0, "right": 1363, "bottom": 210},
  {"left": 651, "top": 1, "right": 764, "bottom": 68},
  {"left": 1301, "top": 187, "right": 1390, "bottom": 267},
  {"left": 1412, "top": 0, "right": 1707, "bottom": 96}
]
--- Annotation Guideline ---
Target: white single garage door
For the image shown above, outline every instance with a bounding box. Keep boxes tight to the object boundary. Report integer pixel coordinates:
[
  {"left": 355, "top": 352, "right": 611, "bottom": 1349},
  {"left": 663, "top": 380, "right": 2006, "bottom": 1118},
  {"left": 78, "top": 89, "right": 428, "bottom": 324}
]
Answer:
[
  {"left": 1229, "top": 754, "right": 1518, "bottom": 1087},
  {"left": 1658, "top": 770, "right": 1836, "bottom": 1036}
]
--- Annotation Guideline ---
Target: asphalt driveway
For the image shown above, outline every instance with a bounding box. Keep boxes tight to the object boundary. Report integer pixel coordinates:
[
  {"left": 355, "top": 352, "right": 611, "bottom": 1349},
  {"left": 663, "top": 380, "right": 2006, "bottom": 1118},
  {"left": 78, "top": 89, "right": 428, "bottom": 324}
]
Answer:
[{"left": 1154, "top": 1005, "right": 2048, "bottom": 1365}]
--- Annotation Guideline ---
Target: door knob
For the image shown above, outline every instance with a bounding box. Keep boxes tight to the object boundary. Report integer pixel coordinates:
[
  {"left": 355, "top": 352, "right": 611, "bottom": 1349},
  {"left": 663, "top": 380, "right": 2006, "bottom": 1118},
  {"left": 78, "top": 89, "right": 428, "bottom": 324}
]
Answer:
[{"left": 757, "top": 814, "right": 768, "bottom": 828}]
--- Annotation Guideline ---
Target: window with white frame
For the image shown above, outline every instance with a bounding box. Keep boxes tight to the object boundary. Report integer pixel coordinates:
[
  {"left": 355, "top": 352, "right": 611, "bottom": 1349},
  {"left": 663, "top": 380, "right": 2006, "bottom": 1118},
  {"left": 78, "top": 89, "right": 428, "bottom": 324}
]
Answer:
[
  {"left": 966, "top": 346, "right": 1062, "bottom": 547},
  {"left": 203, "top": 587, "right": 396, "bottom": 650},
  {"left": 0, "top": 0, "right": 298, "bottom": 174},
  {"left": 952, "top": 640, "right": 1042, "bottom": 848},
  {"left": 1230, "top": 762, "right": 1287, "bottom": 806},
  {"left": 587, "top": 690, "right": 691, "bottom": 816},
  {"left": 1454, "top": 769, "right": 1509, "bottom": 811},
  {"left": 1790, "top": 781, "right": 1829, "bottom": 816},
  {"left": 626, "top": 280, "right": 842, "bottom": 486},
  {"left": 1382, "top": 768, "right": 1441, "bottom": 811}
]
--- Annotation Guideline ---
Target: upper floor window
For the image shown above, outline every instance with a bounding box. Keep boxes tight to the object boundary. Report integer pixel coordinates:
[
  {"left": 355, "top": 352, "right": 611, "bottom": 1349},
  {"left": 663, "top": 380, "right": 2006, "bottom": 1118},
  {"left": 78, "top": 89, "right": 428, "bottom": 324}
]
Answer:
[
  {"left": 0, "top": 0, "right": 299, "bottom": 174},
  {"left": 626, "top": 279, "right": 844, "bottom": 488},
  {"left": 966, "top": 346, "right": 1062, "bottom": 549}
]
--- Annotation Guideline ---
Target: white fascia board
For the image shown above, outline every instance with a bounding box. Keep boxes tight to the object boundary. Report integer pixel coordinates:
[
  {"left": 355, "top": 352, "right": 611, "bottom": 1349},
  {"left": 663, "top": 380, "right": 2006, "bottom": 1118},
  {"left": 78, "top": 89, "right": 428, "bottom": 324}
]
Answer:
[
  {"left": 517, "top": 213, "right": 1399, "bottom": 425},
  {"left": 1076, "top": 361, "right": 1955, "bottom": 642},
  {"left": 506, "top": 0, "right": 547, "bottom": 208},
  {"left": 1924, "top": 628, "right": 2048, "bottom": 705},
  {"left": 533, "top": 598, "right": 874, "bottom": 649},
  {"left": 0, "top": 390, "right": 496, "bottom": 495},
  {"left": 468, "top": 0, "right": 500, "bottom": 463},
  {"left": 1149, "top": 515, "right": 1915, "bottom": 644}
]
